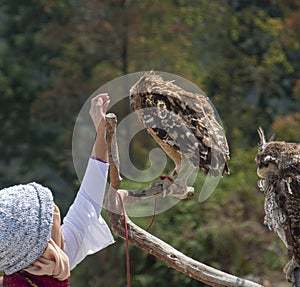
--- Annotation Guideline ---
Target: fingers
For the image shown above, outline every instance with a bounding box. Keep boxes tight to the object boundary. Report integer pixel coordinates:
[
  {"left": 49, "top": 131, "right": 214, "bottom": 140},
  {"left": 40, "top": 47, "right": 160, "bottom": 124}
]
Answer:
[
  {"left": 91, "top": 93, "right": 109, "bottom": 106},
  {"left": 90, "top": 93, "right": 110, "bottom": 113},
  {"left": 89, "top": 93, "right": 111, "bottom": 131},
  {"left": 102, "top": 98, "right": 110, "bottom": 113}
]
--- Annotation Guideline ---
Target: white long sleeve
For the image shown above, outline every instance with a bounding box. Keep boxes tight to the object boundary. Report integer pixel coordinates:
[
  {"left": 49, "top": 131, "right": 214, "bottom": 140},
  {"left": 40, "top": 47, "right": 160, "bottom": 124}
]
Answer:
[{"left": 61, "top": 158, "right": 115, "bottom": 270}]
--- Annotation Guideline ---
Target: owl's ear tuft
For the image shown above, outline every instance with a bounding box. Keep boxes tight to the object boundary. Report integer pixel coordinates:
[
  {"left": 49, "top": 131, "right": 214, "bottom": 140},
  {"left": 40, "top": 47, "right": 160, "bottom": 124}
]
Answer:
[{"left": 258, "top": 127, "right": 266, "bottom": 146}]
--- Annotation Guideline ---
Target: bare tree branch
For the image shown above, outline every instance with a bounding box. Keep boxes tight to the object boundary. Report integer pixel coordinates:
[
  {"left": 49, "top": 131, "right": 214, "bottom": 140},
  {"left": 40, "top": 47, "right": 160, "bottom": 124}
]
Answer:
[{"left": 105, "top": 113, "right": 264, "bottom": 287}]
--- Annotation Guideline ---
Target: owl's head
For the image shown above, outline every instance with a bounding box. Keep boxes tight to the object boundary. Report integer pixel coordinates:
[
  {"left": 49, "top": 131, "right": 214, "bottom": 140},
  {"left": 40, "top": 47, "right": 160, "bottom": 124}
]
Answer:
[
  {"left": 129, "top": 72, "right": 156, "bottom": 112},
  {"left": 255, "top": 127, "right": 300, "bottom": 178},
  {"left": 256, "top": 127, "right": 280, "bottom": 178}
]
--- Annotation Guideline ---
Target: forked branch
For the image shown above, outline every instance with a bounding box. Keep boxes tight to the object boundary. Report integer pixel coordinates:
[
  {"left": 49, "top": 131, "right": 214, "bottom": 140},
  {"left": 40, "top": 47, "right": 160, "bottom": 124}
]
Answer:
[{"left": 105, "top": 113, "right": 264, "bottom": 287}]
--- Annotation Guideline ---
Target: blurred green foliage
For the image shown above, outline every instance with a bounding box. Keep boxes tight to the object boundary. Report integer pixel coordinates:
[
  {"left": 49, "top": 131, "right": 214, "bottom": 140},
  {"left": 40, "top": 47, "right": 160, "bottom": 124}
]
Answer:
[{"left": 0, "top": 0, "right": 299, "bottom": 286}]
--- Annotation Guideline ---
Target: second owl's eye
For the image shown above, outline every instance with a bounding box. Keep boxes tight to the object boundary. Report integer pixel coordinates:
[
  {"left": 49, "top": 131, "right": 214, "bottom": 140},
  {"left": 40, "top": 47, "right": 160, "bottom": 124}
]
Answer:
[{"left": 259, "top": 162, "right": 269, "bottom": 169}]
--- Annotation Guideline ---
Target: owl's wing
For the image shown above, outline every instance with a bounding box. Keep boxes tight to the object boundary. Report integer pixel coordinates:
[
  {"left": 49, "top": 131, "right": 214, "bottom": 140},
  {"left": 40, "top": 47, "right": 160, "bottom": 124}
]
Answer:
[
  {"left": 150, "top": 80, "right": 230, "bottom": 160},
  {"left": 131, "top": 72, "right": 230, "bottom": 176},
  {"left": 284, "top": 173, "right": 300, "bottom": 265},
  {"left": 138, "top": 94, "right": 204, "bottom": 170}
]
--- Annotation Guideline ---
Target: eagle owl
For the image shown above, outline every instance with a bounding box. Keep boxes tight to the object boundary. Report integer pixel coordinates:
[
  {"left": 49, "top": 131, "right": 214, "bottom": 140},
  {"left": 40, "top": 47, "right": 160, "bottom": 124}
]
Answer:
[
  {"left": 256, "top": 127, "right": 300, "bottom": 285},
  {"left": 129, "top": 72, "right": 230, "bottom": 198}
]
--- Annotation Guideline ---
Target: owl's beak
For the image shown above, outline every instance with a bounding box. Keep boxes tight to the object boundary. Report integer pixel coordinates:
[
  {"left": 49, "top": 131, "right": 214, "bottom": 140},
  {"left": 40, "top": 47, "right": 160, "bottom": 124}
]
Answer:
[
  {"left": 257, "top": 167, "right": 266, "bottom": 179},
  {"left": 129, "top": 95, "right": 135, "bottom": 111},
  {"left": 257, "top": 162, "right": 278, "bottom": 179},
  {"left": 129, "top": 98, "right": 135, "bottom": 111}
]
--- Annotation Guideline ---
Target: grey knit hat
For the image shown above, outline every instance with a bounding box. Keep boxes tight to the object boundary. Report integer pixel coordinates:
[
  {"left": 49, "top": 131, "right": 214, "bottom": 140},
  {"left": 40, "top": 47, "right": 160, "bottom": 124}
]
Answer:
[{"left": 0, "top": 182, "right": 54, "bottom": 275}]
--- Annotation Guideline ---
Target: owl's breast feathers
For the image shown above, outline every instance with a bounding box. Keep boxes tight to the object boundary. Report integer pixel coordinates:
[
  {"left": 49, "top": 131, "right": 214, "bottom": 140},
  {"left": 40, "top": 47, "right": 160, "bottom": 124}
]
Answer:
[
  {"left": 257, "top": 135, "right": 300, "bottom": 267},
  {"left": 130, "top": 72, "right": 230, "bottom": 177},
  {"left": 283, "top": 171, "right": 300, "bottom": 266}
]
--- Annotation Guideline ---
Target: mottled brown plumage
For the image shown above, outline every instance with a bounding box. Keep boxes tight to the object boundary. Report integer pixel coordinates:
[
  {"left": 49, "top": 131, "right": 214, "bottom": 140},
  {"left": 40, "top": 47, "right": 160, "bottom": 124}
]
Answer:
[
  {"left": 256, "top": 127, "right": 300, "bottom": 285},
  {"left": 129, "top": 72, "right": 229, "bottom": 197}
]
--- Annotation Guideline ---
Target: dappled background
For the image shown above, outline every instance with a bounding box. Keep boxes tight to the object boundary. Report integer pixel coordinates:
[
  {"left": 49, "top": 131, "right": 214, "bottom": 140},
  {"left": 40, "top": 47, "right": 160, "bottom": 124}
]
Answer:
[{"left": 0, "top": 0, "right": 299, "bottom": 286}]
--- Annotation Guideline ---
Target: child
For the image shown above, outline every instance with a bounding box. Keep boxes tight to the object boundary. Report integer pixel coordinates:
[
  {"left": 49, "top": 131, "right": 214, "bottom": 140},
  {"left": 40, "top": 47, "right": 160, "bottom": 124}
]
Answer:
[{"left": 0, "top": 94, "right": 115, "bottom": 286}]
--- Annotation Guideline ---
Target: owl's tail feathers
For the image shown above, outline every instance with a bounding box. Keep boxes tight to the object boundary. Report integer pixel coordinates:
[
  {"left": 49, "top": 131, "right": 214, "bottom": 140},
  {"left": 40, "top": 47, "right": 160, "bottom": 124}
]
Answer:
[{"left": 292, "top": 268, "right": 300, "bottom": 287}]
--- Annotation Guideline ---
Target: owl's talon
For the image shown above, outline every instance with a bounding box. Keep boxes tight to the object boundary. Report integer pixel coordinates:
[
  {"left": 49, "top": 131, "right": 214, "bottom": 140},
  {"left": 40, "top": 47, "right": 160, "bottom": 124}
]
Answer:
[
  {"left": 162, "top": 177, "right": 175, "bottom": 197},
  {"left": 165, "top": 179, "right": 194, "bottom": 199},
  {"left": 149, "top": 177, "right": 194, "bottom": 199},
  {"left": 149, "top": 178, "right": 173, "bottom": 197},
  {"left": 150, "top": 179, "right": 165, "bottom": 187}
]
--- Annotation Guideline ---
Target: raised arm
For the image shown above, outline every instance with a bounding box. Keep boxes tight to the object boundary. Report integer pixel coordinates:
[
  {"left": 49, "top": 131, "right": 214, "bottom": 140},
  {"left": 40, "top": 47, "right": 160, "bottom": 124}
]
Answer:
[{"left": 62, "top": 93, "right": 114, "bottom": 270}]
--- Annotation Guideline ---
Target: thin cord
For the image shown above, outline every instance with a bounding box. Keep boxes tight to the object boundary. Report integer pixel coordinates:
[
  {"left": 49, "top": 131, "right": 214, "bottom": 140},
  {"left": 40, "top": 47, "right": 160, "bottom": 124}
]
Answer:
[
  {"left": 118, "top": 194, "right": 157, "bottom": 287},
  {"left": 146, "top": 198, "right": 157, "bottom": 232},
  {"left": 118, "top": 193, "right": 131, "bottom": 287}
]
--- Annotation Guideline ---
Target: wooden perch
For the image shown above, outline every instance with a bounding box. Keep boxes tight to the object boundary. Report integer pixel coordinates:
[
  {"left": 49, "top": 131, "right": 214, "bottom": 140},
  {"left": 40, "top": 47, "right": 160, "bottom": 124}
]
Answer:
[{"left": 105, "top": 113, "right": 264, "bottom": 287}]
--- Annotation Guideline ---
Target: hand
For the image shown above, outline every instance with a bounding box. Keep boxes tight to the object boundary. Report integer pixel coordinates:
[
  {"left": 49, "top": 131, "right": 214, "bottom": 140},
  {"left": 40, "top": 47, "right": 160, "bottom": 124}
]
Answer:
[
  {"left": 89, "top": 93, "right": 110, "bottom": 162},
  {"left": 89, "top": 93, "right": 110, "bottom": 133}
]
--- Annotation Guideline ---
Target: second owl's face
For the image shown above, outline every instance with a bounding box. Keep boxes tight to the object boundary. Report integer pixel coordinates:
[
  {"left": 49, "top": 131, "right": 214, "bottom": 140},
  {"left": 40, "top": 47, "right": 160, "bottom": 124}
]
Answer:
[
  {"left": 256, "top": 145, "right": 279, "bottom": 178},
  {"left": 256, "top": 161, "right": 279, "bottom": 178}
]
